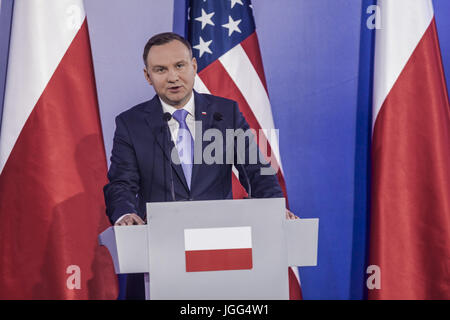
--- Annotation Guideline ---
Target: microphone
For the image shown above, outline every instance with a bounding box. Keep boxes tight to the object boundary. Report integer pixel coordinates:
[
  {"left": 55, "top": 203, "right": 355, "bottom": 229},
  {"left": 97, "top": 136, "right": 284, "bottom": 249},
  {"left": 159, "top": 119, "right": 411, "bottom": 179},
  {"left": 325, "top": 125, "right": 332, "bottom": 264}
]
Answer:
[
  {"left": 163, "top": 112, "right": 172, "bottom": 122},
  {"left": 213, "top": 112, "right": 223, "bottom": 121},
  {"left": 214, "top": 112, "right": 252, "bottom": 198},
  {"left": 163, "top": 112, "right": 176, "bottom": 201}
]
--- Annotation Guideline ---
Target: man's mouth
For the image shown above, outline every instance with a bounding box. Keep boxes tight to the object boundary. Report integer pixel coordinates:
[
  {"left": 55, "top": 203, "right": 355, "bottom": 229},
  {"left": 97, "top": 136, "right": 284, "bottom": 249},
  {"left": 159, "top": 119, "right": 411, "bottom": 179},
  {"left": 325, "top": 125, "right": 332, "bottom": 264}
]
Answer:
[{"left": 168, "top": 86, "right": 182, "bottom": 92}]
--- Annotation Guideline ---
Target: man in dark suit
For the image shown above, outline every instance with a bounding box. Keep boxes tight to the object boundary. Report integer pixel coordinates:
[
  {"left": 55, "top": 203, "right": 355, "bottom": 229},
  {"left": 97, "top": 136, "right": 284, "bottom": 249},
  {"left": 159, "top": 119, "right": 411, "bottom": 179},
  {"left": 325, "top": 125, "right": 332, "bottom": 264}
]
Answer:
[
  {"left": 104, "top": 32, "right": 296, "bottom": 226},
  {"left": 104, "top": 32, "right": 296, "bottom": 298}
]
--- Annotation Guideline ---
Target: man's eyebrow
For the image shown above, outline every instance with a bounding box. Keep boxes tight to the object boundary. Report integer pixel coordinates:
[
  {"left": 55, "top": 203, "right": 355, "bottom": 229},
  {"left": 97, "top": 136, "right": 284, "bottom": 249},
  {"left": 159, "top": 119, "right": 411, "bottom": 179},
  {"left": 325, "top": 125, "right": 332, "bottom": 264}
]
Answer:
[
  {"left": 151, "top": 65, "right": 166, "bottom": 69},
  {"left": 150, "top": 59, "right": 188, "bottom": 69}
]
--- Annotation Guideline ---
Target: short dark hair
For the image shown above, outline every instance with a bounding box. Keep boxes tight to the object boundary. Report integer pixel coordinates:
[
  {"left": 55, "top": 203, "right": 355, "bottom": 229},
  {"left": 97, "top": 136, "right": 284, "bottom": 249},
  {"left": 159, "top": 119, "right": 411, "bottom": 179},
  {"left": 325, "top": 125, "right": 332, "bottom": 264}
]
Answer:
[{"left": 143, "top": 32, "right": 193, "bottom": 67}]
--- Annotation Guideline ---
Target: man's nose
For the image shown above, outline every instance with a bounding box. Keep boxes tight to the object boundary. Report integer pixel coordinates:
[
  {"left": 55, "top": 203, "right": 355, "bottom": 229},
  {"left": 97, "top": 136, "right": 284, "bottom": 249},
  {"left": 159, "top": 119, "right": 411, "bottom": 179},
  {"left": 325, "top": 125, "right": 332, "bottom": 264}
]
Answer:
[{"left": 167, "top": 68, "right": 179, "bottom": 82}]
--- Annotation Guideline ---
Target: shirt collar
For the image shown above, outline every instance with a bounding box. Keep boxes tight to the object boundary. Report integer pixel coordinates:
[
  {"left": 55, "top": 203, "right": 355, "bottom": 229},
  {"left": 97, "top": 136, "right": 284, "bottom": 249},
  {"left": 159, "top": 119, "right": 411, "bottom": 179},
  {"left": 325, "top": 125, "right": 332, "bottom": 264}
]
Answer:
[{"left": 159, "top": 92, "right": 195, "bottom": 118}]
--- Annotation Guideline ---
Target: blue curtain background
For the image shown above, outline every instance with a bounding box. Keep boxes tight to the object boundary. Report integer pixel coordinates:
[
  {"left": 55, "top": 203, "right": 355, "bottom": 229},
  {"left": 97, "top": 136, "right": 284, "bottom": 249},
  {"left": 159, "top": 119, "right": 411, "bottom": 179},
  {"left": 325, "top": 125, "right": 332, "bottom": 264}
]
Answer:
[{"left": 0, "top": 0, "right": 13, "bottom": 131}]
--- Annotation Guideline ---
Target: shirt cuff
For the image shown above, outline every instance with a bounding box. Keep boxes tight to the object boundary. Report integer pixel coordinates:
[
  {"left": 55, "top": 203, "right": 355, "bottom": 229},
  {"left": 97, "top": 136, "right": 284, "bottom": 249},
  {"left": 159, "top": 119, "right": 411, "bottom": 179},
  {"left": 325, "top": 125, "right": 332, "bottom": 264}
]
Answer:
[{"left": 115, "top": 213, "right": 134, "bottom": 225}]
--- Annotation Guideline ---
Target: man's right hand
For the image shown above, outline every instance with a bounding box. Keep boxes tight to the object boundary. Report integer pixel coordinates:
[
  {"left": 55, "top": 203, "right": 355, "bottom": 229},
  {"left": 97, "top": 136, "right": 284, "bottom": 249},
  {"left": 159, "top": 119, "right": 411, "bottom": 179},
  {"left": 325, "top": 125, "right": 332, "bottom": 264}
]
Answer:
[{"left": 114, "top": 213, "right": 145, "bottom": 226}]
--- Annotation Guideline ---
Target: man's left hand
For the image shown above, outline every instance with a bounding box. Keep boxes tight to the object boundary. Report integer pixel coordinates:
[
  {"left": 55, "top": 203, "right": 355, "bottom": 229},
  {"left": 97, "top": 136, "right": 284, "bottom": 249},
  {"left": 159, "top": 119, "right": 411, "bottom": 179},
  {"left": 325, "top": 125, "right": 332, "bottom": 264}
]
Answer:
[{"left": 285, "top": 209, "right": 299, "bottom": 220}]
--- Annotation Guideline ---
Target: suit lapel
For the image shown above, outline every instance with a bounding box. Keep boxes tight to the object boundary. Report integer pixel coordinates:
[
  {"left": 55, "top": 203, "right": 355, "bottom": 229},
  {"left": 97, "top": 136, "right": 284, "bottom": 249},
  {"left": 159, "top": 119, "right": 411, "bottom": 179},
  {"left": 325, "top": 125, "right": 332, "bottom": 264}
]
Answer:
[{"left": 144, "top": 96, "right": 189, "bottom": 193}]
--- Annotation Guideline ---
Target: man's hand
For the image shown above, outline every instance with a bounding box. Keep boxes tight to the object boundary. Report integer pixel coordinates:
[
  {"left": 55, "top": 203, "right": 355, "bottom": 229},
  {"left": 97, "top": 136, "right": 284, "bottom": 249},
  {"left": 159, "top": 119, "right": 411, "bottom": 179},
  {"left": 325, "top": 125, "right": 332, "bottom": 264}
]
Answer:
[
  {"left": 115, "top": 213, "right": 145, "bottom": 226},
  {"left": 285, "top": 209, "right": 299, "bottom": 220}
]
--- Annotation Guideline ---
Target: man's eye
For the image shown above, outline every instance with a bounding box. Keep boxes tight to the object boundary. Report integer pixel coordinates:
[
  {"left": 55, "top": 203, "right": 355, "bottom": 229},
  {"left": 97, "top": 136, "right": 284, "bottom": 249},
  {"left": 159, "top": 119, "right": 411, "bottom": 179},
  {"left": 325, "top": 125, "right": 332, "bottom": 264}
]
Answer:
[{"left": 176, "top": 64, "right": 184, "bottom": 68}]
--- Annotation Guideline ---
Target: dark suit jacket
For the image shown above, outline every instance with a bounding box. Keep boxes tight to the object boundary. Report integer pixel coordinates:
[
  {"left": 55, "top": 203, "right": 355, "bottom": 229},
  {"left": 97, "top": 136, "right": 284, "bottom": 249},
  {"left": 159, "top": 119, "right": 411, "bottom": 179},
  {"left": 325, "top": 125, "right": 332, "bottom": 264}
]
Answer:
[{"left": 104, "top": 91, "right": 283, "bottom": 224}]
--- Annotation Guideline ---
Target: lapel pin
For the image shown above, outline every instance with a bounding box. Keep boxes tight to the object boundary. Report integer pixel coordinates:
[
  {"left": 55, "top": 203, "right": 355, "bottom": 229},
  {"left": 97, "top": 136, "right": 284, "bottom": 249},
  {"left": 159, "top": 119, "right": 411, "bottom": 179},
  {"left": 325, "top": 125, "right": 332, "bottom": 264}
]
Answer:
[{"left": 201, "top": 112, "right": 207, "bottom": 115}]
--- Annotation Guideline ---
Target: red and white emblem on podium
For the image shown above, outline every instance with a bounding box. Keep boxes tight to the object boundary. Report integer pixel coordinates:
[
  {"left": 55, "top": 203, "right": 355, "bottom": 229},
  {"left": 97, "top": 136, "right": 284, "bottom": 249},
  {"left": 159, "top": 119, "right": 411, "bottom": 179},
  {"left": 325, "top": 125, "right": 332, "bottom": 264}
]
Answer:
[{"left": 184, "top": 226, "right": 253, "bottom": 272}]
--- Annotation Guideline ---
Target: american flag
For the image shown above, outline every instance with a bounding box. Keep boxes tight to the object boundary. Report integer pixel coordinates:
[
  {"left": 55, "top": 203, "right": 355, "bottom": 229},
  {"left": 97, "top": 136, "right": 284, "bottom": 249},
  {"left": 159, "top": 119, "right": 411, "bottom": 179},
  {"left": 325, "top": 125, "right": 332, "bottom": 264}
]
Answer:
[{"left": 187, "top": 0, "right": 302, "bottom": 299}]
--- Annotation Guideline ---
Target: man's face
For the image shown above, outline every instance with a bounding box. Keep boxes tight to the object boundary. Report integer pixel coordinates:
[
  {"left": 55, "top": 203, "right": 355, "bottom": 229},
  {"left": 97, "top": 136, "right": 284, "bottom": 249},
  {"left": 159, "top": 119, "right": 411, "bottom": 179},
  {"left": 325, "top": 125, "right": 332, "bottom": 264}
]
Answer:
[{"left": 144, "top": 40, "right": 197, "bottom": 109}]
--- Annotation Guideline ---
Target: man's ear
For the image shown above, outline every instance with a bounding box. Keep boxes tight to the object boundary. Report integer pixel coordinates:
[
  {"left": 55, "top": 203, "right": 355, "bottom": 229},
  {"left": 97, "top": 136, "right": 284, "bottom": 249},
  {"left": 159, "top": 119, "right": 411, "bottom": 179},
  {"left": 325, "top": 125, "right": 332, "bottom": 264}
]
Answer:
[
  {"left": 143, "top": 68, "right": 152, "bottom": 85},
  {"left": 192, "top": 57, "right": 198, "bottom": 73}
]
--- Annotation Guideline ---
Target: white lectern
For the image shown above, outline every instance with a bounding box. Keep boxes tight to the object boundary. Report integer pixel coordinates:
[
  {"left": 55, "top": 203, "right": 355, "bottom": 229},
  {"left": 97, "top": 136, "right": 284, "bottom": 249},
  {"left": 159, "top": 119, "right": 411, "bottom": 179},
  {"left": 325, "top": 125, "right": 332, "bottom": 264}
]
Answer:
[{"left": 99, "top": 198, "right": 318, "bottom": 299}]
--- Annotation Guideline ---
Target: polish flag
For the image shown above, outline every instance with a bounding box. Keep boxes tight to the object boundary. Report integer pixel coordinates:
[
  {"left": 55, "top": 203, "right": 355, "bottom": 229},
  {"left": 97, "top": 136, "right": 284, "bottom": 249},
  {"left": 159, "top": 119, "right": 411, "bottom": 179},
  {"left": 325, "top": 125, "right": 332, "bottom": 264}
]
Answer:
[
  {"left": 369, "top": 0, "right": 450, "bottom": 299},
  {"left": 184, "top": 226, "right": 253, "bottom": 272},
  {"left": 0, "top": 1, "right": 118, "bottom": 299}
]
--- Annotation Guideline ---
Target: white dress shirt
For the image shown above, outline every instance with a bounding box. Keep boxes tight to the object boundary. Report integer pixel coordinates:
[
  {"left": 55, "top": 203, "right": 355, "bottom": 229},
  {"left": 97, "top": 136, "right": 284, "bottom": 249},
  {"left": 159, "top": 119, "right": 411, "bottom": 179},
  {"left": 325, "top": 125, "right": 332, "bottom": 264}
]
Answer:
[{"left": 160, "top": 93, "right": 196, "bottom": 143}]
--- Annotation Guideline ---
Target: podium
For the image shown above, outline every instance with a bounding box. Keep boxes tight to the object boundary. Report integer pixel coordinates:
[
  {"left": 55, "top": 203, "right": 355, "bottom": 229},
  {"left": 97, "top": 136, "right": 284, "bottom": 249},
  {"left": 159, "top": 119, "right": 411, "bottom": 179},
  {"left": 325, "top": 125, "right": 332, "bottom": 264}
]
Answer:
[{"left": 99, "top": 198, "right": 319, "bottom": 299}]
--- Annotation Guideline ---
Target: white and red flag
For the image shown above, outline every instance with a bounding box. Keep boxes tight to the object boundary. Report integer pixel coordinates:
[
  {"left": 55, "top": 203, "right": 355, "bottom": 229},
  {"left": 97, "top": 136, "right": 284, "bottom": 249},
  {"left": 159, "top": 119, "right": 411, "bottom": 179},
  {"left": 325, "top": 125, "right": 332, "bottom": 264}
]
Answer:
[
  {"left": 187, "top": 0, "right": 302, "bottom": 299},
  {"left": 184, "top": 226, "right": 253, "bottom": 272},
  {"left": 369, "top": 0, "right": 450, "bottom": 299},
  {"left": 0, "top": 0, "right": 118, "bottom": 299}
]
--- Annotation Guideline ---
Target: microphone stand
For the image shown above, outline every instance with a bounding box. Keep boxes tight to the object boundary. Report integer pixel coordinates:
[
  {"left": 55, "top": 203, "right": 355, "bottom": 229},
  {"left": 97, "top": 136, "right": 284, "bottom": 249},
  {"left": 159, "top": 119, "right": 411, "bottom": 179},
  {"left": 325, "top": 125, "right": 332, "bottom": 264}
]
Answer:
[
  {"left": 213, "top": 112, "right": 252, "bottom": 199},
  {"left": 163, "top": 112, "right": 176, "bottom": 201}
]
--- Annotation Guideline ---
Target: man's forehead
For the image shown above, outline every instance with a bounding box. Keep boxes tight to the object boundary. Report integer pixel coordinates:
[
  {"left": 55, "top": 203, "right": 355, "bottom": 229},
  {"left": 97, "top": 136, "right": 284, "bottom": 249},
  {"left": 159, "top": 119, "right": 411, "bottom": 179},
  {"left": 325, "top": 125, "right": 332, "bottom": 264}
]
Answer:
[{"left": 147, "top": 41, "right": 191, "bottom": 65}]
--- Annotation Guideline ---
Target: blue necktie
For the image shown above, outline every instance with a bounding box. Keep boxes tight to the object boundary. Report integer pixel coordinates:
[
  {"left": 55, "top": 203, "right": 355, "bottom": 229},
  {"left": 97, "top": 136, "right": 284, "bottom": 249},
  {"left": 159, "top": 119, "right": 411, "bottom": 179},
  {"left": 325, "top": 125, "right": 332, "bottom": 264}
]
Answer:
[{"left": 172, "top": 109, "right": 194, "bottom": 189}]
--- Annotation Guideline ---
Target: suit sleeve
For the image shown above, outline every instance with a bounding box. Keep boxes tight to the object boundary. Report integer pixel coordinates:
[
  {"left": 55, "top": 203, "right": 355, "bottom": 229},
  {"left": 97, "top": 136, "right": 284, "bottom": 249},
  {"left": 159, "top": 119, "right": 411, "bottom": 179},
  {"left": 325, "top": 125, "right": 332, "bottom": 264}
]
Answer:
[
  {"left": 103, "top": 115, "right": 141, "bottom": 224},
  {"left": 232, "top": 102, "right": 284, "bottom": 199}
]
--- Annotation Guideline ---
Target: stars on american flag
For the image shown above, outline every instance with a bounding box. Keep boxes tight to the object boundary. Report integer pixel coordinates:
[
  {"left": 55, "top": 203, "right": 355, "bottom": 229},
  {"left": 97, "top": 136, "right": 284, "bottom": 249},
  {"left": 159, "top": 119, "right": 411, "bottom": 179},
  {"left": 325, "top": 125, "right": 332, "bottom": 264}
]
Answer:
[
  {"left": 191, "top": 0, "right": 248, "bottom": 59},
  {"left": 222, "top": 15, "right": 242, "bottom": 36},
  {"left": 195, "top": 8, "right": 215, "bottom": 30},
  {"left": 193, "top": 36, "right": 213, "bottom": 58},
  {"left": 230, "top": 0, "right": 243, "bottom": 9},
  {"left": 189, "top": 0, "right": 255, "bottom": 70}
]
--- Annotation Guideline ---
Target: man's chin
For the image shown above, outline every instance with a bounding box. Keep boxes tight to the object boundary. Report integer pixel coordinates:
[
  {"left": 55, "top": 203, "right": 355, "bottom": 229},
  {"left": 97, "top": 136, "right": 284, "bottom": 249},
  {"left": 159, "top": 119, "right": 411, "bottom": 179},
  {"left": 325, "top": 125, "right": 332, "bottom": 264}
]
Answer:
[{"left": 163, "top": 93, "right": 191, "bottom": 108}]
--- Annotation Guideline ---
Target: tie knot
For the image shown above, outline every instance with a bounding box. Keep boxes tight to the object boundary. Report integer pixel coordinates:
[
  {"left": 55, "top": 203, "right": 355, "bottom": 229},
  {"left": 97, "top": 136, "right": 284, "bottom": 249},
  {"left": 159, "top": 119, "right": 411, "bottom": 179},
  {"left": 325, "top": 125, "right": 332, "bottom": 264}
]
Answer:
[{"left": 172, "top": 109, "right": 189, "bottom": 124}]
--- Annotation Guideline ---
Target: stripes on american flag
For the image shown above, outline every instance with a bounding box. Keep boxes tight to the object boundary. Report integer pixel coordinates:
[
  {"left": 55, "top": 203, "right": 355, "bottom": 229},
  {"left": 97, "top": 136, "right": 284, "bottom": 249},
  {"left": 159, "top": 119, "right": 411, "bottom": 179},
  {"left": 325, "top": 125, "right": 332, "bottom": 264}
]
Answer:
[{"left": 187, "top": 0, "right": 301, "bottom": 299}]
